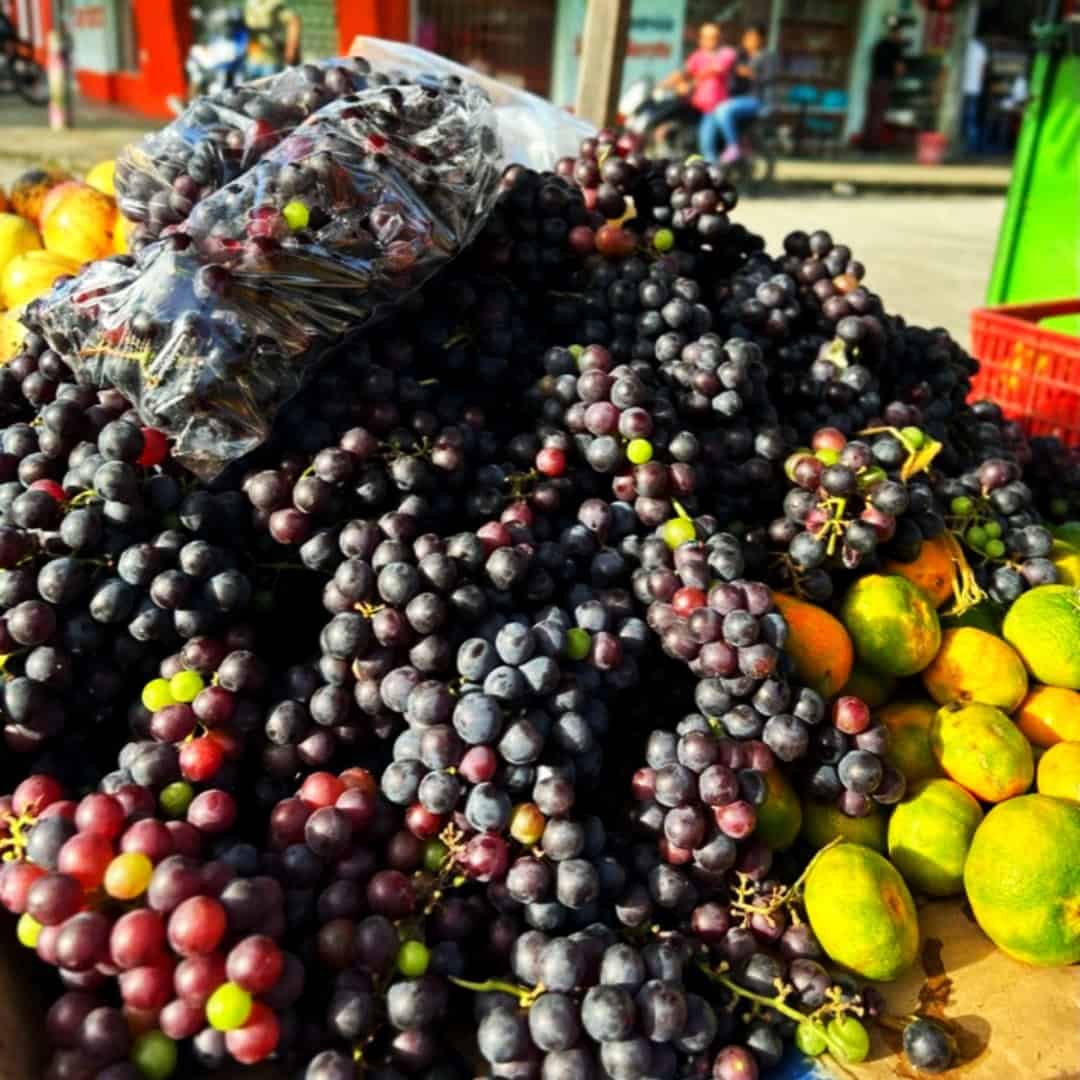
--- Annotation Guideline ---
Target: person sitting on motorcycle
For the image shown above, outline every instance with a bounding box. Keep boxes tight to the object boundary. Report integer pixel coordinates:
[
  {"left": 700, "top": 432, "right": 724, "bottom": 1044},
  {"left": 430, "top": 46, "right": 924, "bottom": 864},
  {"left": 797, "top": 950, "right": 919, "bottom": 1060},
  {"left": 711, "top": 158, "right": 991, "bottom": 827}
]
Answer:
[
  {"left": 660, "top": 22, "right": 737, "bottom": 156},
  {"left": 244, "top": 0, "right": 301, "bottom": 79},
  {"left": 700, "top": 23, "right": 778, "bottom": 164}
]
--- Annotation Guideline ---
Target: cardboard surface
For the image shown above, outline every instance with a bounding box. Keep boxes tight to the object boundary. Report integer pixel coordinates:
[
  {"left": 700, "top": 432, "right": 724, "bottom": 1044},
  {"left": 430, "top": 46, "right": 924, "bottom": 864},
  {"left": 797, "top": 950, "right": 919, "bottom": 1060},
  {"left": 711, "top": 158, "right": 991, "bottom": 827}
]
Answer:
[{"left": 828, "top": 900, "right": 1080, "bottom": 1080}]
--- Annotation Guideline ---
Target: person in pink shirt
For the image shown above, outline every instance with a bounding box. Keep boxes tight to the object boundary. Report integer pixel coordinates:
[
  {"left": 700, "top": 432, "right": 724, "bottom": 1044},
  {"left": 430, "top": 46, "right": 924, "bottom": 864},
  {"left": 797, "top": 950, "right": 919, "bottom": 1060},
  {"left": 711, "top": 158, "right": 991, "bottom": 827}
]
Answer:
[{"left": 661, "top": 23, "right": 737, "bottom": 154}]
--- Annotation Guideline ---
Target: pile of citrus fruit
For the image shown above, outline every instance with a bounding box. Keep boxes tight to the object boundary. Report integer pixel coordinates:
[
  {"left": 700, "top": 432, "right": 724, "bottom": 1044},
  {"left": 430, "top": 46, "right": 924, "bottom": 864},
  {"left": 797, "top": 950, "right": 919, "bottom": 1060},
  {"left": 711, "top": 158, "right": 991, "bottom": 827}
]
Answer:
[
  {"left": 0, "top": 161, "right": 126, "bottom": 360},
  {"left": 778, "top": 542, "right": 1080, "bottom": 981}
]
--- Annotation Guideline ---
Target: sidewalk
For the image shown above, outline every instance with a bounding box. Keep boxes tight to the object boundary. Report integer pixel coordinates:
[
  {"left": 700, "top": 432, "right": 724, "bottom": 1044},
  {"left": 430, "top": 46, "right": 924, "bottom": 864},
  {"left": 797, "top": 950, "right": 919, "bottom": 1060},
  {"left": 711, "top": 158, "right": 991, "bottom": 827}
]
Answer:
[{"left": 773, "top": 157, "right": 1011, "bottom": 194}]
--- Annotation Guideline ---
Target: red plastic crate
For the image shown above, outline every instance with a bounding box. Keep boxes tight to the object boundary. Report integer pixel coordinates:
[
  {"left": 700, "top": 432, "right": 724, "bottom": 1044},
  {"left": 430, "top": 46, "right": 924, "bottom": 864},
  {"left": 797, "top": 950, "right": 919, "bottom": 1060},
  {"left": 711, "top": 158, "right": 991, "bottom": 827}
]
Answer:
[{"left": 970, "top": 298, "right": 1080, "bottom": 446}]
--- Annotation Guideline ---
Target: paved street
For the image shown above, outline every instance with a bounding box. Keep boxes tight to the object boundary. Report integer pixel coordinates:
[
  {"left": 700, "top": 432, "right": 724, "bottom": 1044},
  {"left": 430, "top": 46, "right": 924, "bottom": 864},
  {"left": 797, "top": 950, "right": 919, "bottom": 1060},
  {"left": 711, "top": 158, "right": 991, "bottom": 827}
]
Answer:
[{"left": 738, "top": 194, "right": 1005, "bottom": 348}]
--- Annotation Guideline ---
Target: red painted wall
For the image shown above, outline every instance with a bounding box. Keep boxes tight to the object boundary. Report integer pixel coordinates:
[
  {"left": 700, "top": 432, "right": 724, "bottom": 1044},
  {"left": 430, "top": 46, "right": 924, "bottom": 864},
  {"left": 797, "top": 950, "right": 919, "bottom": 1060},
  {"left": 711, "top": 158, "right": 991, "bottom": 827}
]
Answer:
[
  {"left": 337, "top": 0, "right": 411, "bottom": 55},
  {"left": 66, "top": 0, "right": 189, "bottom": 118}
]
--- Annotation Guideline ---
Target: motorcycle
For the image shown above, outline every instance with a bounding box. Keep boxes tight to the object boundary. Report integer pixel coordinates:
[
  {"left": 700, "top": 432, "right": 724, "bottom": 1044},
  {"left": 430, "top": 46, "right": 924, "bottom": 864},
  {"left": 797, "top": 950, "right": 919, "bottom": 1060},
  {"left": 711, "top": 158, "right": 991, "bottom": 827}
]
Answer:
[
  {"left": 619, "top": 76, "right": 777, "bottom": 191},
  {"left": 183, "top": 6, "right": 249, "bottom": 102}
]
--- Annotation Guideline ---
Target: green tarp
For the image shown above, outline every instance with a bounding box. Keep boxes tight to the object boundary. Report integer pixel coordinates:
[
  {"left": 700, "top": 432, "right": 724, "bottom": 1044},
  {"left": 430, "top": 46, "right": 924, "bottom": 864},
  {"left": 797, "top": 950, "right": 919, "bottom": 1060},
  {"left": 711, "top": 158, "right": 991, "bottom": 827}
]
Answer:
[{"left": 988, "top": 46, "right": 1080, "bottom": 330}]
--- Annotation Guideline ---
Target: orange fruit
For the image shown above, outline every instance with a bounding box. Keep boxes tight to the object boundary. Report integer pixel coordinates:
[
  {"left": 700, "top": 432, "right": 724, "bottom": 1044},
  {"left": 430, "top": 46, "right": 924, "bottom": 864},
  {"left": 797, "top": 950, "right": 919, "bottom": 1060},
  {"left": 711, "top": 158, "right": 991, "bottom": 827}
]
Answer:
[
  {"left": 1016, "top": 685, "right": 1080, "bottom": 748},
  {"left": 1003, "top": 585, "right": 1080, "bottom": 689},
  {"left": 921, "top": 627, "right": 1028, "bottom": 711},
  {"left": 840, "top": 574, "right": 941, "bottom": 677},
  {"left": 0, "top": 187, "right": 7, "bottom": 213},
  {"left": 771, "top": 591, "right": 853, "bottom": 700},
  {"left": 929, "top": 701, "right": 1033, "bottom": 803},
  {"left": 964, "top": 794, "right": 1080, "bottom": 965},
  {"left": 887, "top": 778, "right": 983, "bottom": 896},
  {"left": 839, "top": 662, "right": 896, "bottom": 709},
  {"left": 884, "top": 533, "right": 954, "bottom": 608},
  {"left": 9, "top": 167, "right": 71, "bottom": 225},
  {"left": 878, "top": 700, "right": 942, "bottom": 784},
  {"left": 41, "top": 185, "right": 115, "bottom": 264},
  {"left": 1036, "top": 742, "right": 1080, "bottom": 803},
  {"left": 754, "top": 768, "right": 801, "bottom": 851},
  {"left": 803, "top": 843, "right": 919, "bottom": 981}
]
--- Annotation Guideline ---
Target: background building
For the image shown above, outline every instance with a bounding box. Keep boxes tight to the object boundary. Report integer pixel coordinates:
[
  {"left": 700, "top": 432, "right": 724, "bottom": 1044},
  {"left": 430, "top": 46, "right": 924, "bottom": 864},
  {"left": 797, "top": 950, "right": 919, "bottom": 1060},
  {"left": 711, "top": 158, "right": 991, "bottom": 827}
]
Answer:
[{"left": 0, "top": 0, "right": 1044, "bottom": 151}]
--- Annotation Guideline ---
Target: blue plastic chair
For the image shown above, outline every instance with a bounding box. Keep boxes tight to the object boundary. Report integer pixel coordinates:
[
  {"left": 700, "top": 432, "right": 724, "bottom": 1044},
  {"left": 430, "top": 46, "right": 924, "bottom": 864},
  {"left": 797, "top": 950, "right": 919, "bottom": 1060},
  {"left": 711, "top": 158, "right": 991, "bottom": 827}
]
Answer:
[{"left": 786, "top": 85, "right": 820, "bottom": 154}]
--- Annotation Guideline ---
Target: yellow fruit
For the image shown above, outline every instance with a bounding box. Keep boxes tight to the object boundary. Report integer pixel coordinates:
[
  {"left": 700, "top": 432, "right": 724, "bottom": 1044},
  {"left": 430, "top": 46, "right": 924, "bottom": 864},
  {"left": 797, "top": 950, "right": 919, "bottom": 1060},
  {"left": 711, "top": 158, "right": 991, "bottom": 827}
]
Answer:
[
  {"left": 112, "top": 211, "right": 131, "bottom": 255},
  {"left": 0, "top": 310, "right": 26, "bottom": 362},
  {"left": 801, "top": 800, "right": 886, "bottom": 853},
  {"left": 929, "top": 701, "right": 1033, "bottom": 803},
  {"left": 0, "top": 250, "right": 80, "bottom": 309},
  {"left": 839, "top": 662, "right": 896, "bottom": 709},
  {"left": 964, "top": 793, "right": 1080, "bottom": 965},
  {"left": 39, "top": 180, "right": 88, "bottom": 229},
  {"left": 884, "top": 533, "right": 955, "bottom": 608},
  {"left": 887, "top": 778, "right": 983, "bottom": 896},
  {"left": 41, "top": 186, "right": 115, "bottom": 264},
  {"left": 1016, "top": 685, "right": 1080, "bottom": 748},
  {"left": 9, "top": 167, "right": 71, "bottom": 224},
  {"left": 754, "top": 768, "right": 801, "bottom": 851},
  {"left": 921, "top": 627, "right": 1028, "bottom": 711},
  {"left": 85, "top": 159, "right": 116, "bottom": 197},
  {"left": 1003, "top": 585, "right": 1080, "bottom": 689},
  {"left": 1036, "top": 742, "right": 1080, "bottom": 803},
  {"left": 0, "top": 212, "right": 43, "bottom": 282},
  {"left": 803, "top": 842, "right": 919, "bottom": 981},
  {"left": 840, "top": 574, "right": 941, "bottom": 677},
  {"left": 878, "top": 700, "right": 942, "bottom": 784},
  {"left": 770, "top": 592, "right": 853, "bottom": 700},
  {"left": 1050, "top": 540, "right": 1080, "bottom": 587}
]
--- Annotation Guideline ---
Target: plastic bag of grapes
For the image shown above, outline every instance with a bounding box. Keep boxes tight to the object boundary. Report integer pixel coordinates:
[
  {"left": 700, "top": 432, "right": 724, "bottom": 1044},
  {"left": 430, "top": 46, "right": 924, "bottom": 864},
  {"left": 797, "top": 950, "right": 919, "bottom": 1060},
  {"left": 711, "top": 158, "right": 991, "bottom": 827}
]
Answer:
[
  {"left": 32, "top": 62, "right": 503, "bottom": 478},
  {"left": 114, "top": 58, "right": 379, "bottom": 249}
]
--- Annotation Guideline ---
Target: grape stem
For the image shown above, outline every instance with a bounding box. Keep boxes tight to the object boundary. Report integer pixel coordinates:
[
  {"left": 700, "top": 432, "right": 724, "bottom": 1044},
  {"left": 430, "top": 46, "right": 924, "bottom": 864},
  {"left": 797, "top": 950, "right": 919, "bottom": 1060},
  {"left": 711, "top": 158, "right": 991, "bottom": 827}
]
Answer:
[
  {"left": 695, "top": 961, "right": 861, "bottom": 1063},
  {"left": 449, "top": 975, "right": 545, "bottom": 1007}
]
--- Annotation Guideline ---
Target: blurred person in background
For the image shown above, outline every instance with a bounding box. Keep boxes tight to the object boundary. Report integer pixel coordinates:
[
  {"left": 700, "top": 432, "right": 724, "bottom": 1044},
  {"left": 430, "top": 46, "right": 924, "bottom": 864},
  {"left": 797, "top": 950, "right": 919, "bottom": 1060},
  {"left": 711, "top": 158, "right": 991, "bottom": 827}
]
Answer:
[
  {"left": 862, "top": 14, "right": 906, "bottom": 152},
  {"left": 700, "top": 23, "right": 778, "bottom": 163},
  {"left": 244, "top": 0, "right": 301, "bottom": 79},
  {"left": 660, "top": 22, "right": 737, "bottom": 157},
  {"left": 962, "top": 30, "right": 989, "bottom": 154}
]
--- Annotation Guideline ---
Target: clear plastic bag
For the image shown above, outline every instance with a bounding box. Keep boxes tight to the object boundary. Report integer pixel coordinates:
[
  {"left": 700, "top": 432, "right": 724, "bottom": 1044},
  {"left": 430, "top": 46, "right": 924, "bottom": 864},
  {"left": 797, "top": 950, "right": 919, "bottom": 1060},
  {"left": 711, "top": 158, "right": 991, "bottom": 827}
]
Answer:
[
  {"left": 32, "top": 42, "right": 593, "bottom": 479},
  {"left": 114, "top": 59, "right": 378, "bottom": 248}
]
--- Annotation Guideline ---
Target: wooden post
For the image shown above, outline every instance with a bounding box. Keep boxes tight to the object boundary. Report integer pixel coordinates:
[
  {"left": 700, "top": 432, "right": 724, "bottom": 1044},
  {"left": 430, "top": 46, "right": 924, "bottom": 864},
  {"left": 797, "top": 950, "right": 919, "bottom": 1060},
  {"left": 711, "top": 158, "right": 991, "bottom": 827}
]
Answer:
[{"left": 574, "top": 0, "right": 632, "bottom": 128}]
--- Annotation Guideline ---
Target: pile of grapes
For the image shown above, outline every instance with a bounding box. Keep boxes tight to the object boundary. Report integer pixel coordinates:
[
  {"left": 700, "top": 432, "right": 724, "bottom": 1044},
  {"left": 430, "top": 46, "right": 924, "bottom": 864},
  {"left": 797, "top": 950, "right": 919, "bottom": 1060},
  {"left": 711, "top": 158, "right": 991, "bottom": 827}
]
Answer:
[{"left": 0, "top": 123, "right": 1065, "bottom": 1080}]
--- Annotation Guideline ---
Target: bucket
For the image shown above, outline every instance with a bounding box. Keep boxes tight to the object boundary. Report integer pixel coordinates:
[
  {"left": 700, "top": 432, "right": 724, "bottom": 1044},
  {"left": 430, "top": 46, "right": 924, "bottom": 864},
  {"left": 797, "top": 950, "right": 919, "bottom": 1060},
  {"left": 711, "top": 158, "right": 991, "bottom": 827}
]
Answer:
[{"left": 916, "top": 131, "right": 947, "bottom": 165}]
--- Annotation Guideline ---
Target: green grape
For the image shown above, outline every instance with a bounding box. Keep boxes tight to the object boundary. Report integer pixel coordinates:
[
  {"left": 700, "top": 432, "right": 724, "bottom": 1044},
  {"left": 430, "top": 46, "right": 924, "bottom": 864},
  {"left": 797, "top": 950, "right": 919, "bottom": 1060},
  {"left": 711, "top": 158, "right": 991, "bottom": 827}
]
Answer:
[
  {"left": 827, "top": 1016, "right": 871, "bottom": 1063},
  {"left": 396, "top": 940, "right": 431, "bottom": 977},
  {"left": 16, "top": 913, "right": 40, "bottom": 948},
  {"left": 282, "top": 200, "right": 310, "bottom": 230},
  {"left": 568, "top": 344, "right": 583, "bottom": 359},
  {"left": 857, "top": 466, "right": 887, "bottom": 490},
  {"left": 206, "top": 981, "right": 253, "bottom": 1031},
  {"left": 661, "top": 517, "right": 696, "bottom": 549},
  {"left": 984, "top": 521, "right": 1003, "bottom": 539},
  {"left": 950, "top": 496, "right": 974, "bottom": 515},
  {"left": 966, "top": 525, "right": 987, "bottom": 550},
  {"left": 159, "top": 781, "right": 194, "bottom": 818},
  {"left": 984, "top": 538, "right": 1006, "bottom": 559},
  {"left": 653, "top": 228, "right": 674, "bottom": 252},
  {"left": 626, "top": 438, "right": 654, "bottom": 465},
  {"left": 168, "top": 670, "right": 205, "bottom": 704},
  {"left": 422, "top": 839, "right": 448, "bottom": 874},
  {"left": 796, "top": 1021, "right": 829, "bottom": 1057},
  {"left": 901, "top": 426, "right": 925, "bottom": 449},
  {"left": 131, "top": 1030, "right": 177, "bottom": 1079},
  {"left": 141, "top": 678, "right": 175, "bottom": 713},
  {"left": 565, "top": 628, "right": 591, "bottom": 661},
  {"left": 814, "top": 448, "right": 841, "bottom": 466}
]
